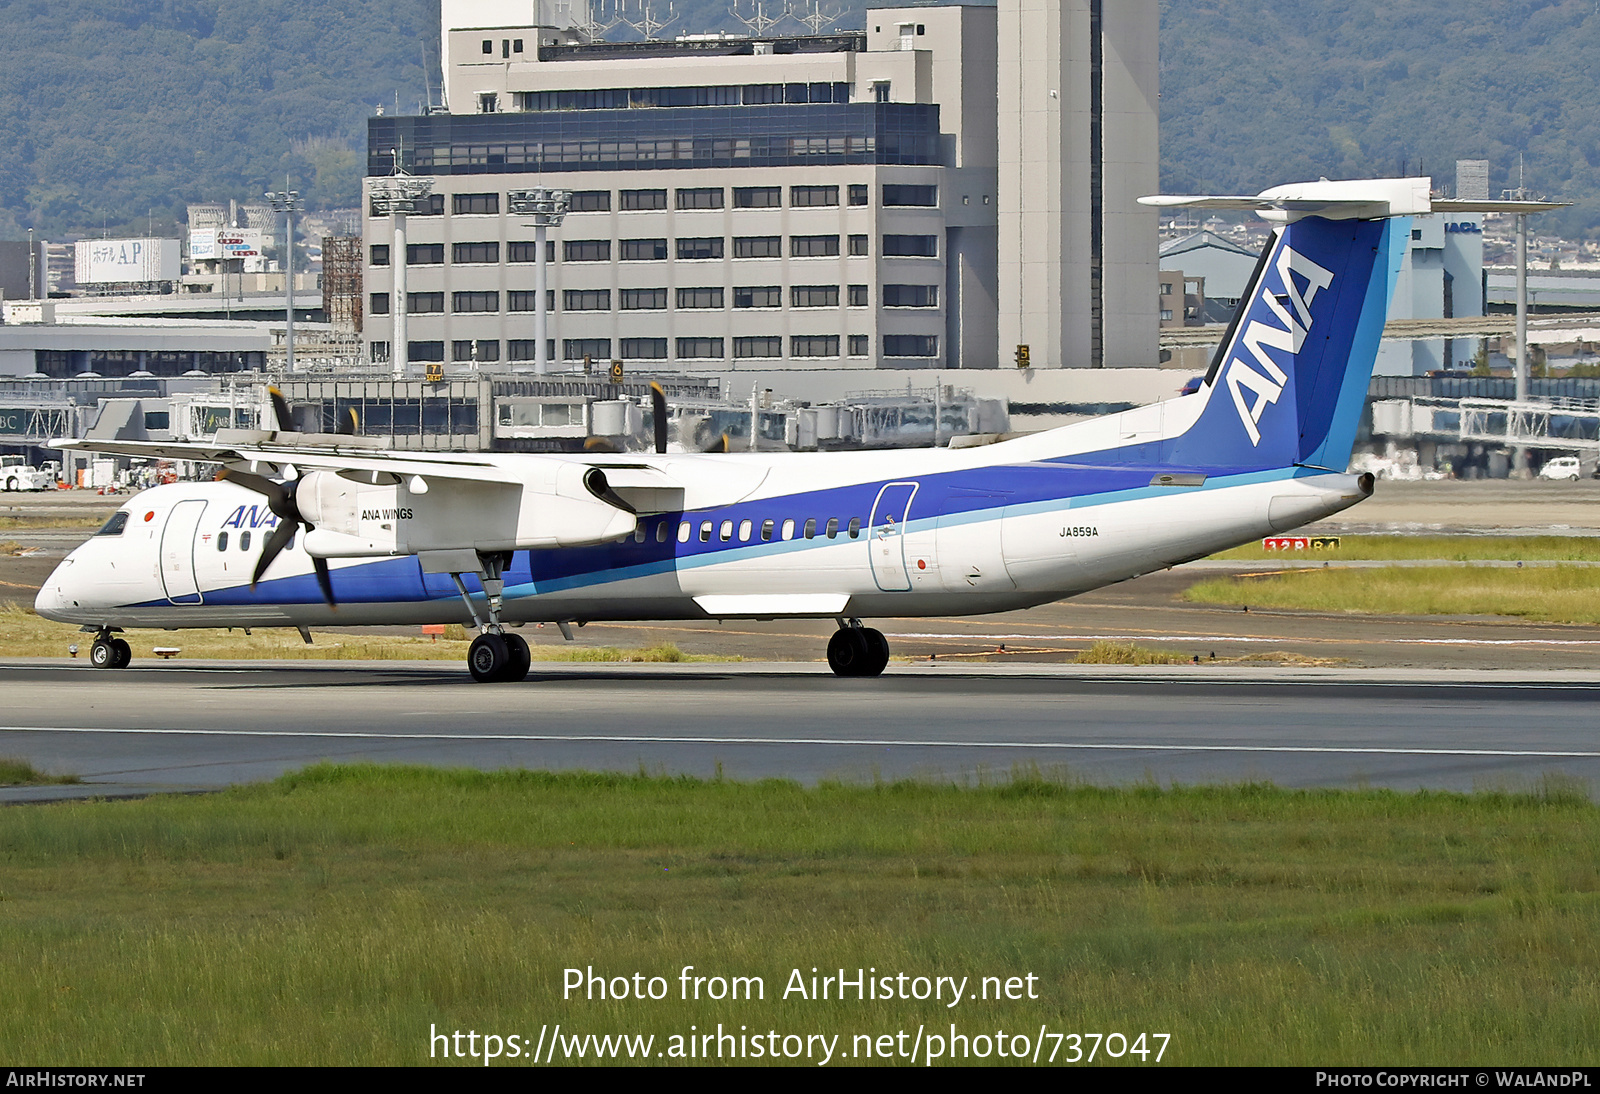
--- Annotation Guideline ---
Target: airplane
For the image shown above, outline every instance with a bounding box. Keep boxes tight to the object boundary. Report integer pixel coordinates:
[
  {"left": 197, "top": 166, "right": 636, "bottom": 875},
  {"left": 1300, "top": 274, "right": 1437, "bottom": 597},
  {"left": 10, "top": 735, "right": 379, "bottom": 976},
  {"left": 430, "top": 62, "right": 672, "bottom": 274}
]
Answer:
[{"left": 35, "top": 178, "right": 1557, "bottom": 682}]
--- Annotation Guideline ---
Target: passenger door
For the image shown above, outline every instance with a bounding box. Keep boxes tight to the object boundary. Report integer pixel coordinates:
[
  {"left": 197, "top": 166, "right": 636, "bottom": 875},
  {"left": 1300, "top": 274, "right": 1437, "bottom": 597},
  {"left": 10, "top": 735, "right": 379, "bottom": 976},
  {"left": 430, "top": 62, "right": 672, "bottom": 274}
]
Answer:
[
  {"left": 160, "top": 500, "right": 206, "bottom": 605},
  {"left": 868, "top": 482, "right": 918, "bottom": 592}
]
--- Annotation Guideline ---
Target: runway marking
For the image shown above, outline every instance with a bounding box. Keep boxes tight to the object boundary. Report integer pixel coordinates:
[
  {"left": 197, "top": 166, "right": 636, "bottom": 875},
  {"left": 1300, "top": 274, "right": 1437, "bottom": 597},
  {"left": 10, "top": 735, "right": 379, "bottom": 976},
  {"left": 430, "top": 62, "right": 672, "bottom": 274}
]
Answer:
[
  {"left": 1, "top": 725, "right": 1597, "bottom": 759},
  {"left": 889, "top": 632, "right": 1600, "bottom": 647}
]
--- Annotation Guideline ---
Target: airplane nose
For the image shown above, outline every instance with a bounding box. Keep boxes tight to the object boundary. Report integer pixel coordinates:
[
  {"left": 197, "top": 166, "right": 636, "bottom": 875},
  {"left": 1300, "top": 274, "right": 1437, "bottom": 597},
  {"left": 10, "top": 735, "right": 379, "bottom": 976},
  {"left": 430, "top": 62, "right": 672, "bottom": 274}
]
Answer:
[{"left": 33, "top": 559, "right": 74, "bottom": 621}]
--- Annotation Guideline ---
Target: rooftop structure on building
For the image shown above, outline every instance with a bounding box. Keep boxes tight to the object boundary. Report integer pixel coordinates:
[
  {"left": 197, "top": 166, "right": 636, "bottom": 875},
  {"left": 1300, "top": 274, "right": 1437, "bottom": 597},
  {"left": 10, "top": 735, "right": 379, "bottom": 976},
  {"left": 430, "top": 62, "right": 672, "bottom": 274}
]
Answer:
[{"left": 361, "top": 0, "right": 1158, "bottom": 375}]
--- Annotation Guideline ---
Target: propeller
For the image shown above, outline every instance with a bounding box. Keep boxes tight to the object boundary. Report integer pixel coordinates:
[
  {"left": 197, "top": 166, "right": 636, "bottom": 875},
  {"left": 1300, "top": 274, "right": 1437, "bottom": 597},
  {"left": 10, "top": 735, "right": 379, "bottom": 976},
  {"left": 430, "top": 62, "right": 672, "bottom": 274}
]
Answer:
[
  {"left": 649, "top": 382, "right": 668, "bottom": 455},
  {"left": 337, "top": 407, "right": 360, "bottom": 435},
  {"left": 219, "top": 468, "right": 336, "bottom": 607},
  {"left": 267, "top": 386, "right": 294, "bottom": 432},
  {"left": 703, "top": 433, "right": 730, "bottom": 454},
  {"left": 584, "top": 436, "right": 622, "bottom": 454}
]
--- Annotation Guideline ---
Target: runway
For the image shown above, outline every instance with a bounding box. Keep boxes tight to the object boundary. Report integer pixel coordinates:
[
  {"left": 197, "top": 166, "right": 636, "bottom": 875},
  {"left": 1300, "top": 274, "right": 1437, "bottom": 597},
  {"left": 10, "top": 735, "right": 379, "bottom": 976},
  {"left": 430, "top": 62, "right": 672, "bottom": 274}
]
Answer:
[{"left": 2, "top": 660, "right": 1597, "bottom": 802}]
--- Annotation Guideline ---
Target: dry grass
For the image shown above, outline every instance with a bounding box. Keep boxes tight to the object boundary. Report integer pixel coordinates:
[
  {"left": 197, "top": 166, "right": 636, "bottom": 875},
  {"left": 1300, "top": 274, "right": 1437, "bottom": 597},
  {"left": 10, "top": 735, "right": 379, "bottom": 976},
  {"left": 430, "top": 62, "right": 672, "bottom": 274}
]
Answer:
[{"left": 0, "top": 756, "right": 81, "bottom": 785}]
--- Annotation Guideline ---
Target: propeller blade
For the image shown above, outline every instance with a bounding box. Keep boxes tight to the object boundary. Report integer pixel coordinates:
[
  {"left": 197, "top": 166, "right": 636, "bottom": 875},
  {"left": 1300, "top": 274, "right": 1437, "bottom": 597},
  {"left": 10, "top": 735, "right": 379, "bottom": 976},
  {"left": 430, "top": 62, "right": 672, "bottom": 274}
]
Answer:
[
  {"left": 337, "top": 407, "right": 359, "bottom": 435},
  {"left": 312, "top": 556, "right": 337, "bottom": 608},
  {"left": 584, "top": 436, "right": 621, "bottom": 454},
  {"left": 703, "top": 433, "right": 729, "bottom": 454},
  {"left": 218, "top": 468, "right": 291, "bottom": 516},
  {"left": 649, "top": 382, "right": 668, "bottom": 455},
  {"left": 251, "top": 519, "right": 297, "bottom": 588},
  {"left": 267, "top": 387, "right": 294, "bottom": 432}
]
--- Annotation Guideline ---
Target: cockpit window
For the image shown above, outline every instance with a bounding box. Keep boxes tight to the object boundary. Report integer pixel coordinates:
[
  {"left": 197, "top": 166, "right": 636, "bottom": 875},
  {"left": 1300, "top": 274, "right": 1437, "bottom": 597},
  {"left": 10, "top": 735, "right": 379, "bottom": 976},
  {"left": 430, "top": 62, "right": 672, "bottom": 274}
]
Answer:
[{"left": 95, "top": 512, "right": 129, "bottom": 537}]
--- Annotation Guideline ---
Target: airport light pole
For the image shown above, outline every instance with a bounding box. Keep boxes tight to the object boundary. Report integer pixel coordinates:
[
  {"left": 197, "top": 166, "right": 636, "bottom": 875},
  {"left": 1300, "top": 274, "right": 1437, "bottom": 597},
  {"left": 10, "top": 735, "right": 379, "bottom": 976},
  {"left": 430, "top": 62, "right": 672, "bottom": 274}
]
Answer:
[
  {"left": 508, "top": 188, "right": 572, "bottom": 376},
  {"left": 264, "top": 188, "right": 302, "bottom": 373},
  {"left": 369, "top": 171, "right": 435, "bottom": 379}
]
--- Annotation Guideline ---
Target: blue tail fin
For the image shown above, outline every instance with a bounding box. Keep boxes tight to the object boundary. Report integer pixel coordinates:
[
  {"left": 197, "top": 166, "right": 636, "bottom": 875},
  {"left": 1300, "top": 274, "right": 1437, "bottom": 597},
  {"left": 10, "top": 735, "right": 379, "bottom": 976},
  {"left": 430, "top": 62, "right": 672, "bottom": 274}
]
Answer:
[{"left": 1166, "top": 213, "right": 1409, "bottom": 473}]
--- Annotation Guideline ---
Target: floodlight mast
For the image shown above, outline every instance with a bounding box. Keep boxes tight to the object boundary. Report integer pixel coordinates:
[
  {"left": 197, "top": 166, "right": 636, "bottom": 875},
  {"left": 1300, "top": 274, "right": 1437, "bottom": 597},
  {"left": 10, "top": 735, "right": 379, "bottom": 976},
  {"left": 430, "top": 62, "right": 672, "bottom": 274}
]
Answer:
[
  {"left": 508, "top": 189, "right": 572, "bottom": 375},
  {"left": 369, "top": 164, "right": 436, "bottom": 379},
  {"left": 264, "top": 187, "right": 302, "bottom": 373}
]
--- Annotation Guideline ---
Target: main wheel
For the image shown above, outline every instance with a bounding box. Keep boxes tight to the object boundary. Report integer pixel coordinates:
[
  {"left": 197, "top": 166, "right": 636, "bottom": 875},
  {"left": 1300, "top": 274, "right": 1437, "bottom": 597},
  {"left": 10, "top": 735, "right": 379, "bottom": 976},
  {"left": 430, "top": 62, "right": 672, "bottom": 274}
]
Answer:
[
  {"left": 501, "top": 633, "right": 531, "bottom": 682},
  {"left": 858, "top": 627, "right": 891, "bottom": 677},
  {"left": 468, "top": 633, "right": 511, "bottom": 683},
  {"left": 827, "top": 627, "right": 872, "bottom": 677},
  {"left": 110, "top": 638, "right": 132, "bottom": 668},
  {"left": 90, "top": 638, "right": 116, "bottom": 668}
]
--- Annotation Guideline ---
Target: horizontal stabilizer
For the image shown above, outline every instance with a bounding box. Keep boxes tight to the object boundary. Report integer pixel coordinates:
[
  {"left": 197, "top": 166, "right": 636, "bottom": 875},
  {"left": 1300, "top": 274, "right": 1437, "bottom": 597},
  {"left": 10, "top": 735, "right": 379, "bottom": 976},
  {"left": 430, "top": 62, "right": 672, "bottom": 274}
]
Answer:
[{"left": 1140, "top": 177, "right": 1569, "bottom": 223}]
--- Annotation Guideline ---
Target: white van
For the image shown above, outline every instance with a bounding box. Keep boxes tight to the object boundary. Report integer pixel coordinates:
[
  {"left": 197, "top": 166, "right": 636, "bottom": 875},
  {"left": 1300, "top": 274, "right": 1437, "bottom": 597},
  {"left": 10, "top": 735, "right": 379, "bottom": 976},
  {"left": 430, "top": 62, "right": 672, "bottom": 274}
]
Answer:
[{"left": 1538, "top": 456, "right": 1583, "bottom": 481}]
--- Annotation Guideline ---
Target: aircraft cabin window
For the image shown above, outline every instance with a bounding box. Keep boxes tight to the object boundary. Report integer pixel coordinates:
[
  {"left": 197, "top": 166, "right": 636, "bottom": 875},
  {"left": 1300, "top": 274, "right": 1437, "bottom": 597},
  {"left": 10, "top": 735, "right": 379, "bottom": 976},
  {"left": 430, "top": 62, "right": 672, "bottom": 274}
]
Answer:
[
  {"left": 847, "top": 518, "right": 861, "bottom": 539},
  {"left": 656, "top": 522, "right": 669, "bottom": 543},
  {"left": 240, "top": 531, "right": 251, "bottom": 551},
  {"left": 761, "top": 519, "right": 774, "bottom": 542},
  {"left": 804, "top": 518, "right": 816, "bottom": 539},
  {"left": 781, "top": 519, "right": 795, "bottom": 541},
  {"left": 826, "top": 518, "right": 839, "bottom": 539},
  {"left": 679, "top": 522, "right": 691, "bottom": 543},
  {"left": 95, "top": 511, "right": 129, "bottom": 537},
  {"left": 217, "top": 532, "right": 229, "bottom": 551},
  {"left": 719, "top": 520, "right": 733, "bottom": 541},
  {"left": 633, "top": 527, "right": 646, "bottom": 543},
  {"left": 739, "top": 519, "right": 752, "bottom": 542},
  {"left": 699, "top": 521, "right": 712, "bottom": 543}
]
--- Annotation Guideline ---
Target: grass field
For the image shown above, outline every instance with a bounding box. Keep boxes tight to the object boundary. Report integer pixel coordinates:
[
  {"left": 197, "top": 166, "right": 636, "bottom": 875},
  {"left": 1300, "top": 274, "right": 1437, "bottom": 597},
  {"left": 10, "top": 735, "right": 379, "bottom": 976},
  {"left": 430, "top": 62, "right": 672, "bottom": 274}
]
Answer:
[
  {"left": 1211, "top": 534, "right": 1600, "bottom": 562},
  {"left": 1183, "top": 565, "right": 1600, "bottom": 624},
  {"left": 0, "top": 606, "right": 733, "bottom": 664},
  {"left": 1, "top": 765, "right": 1595, "bottom": 1066}
]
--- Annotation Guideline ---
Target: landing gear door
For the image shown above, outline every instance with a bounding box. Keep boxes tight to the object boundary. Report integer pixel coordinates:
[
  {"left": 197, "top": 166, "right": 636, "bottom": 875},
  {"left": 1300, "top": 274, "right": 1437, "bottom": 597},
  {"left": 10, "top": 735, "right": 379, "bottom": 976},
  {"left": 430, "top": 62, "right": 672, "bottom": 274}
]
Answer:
[
  {"left": 160, "top": 499, "right": 206, "bottom": 605},
  {"left": 868, "top": 482, "right": 918, "bottom": 592}
]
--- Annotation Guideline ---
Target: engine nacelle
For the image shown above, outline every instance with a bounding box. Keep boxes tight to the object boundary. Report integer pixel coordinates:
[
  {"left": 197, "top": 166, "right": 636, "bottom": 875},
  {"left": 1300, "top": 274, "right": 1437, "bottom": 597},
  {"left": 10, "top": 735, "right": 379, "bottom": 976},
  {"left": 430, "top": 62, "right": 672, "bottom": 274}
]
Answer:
[{"left": 297, "top": 464, "right": 637, "bottom": 558}]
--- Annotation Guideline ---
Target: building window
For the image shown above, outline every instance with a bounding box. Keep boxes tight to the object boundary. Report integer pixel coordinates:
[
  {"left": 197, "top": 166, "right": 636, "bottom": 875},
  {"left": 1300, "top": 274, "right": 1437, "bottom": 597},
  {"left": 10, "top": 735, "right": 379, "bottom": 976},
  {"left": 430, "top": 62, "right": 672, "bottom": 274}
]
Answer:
[
  {"left": 882, "top": 234, "right": 938, "bottom": 257},
  {"left": 883, "top": 334, "right": 938, "bottom": 357},
  {"left": 791, "top": 185, "right": 839, "bottom": 207},
  {"left": 733, "top": 236, "right": 782, "bottom": 258},
  {"left": 477, "top": 93, "right": 499, "bottom": 114},
  {"left": 874, "top": 82, "right": 891, "bottom": 103},
  {"left": 791, "top": 335, "right": 840, "bottom": 358},
  {"left": 373, "top": 194, "right": 442, "bottom": 218},
  {"left": 883, "top": 284, "right": 938, "bottom": 307},
  {"left": 792, "top": 285, "right": 839, "bottom": 308},
  {"left": 370, "top": 292, "right": 389, "bottom": 315},
  {"left": 513, "top": 38, "right": 523, "bottom": 52},
  {"left": 791, "top": 235, "right": 840, "bottom": 258},
  {"left": 1160, "top": 282, "right": 1173, "bottom": 296},
  {"left": 848, "top": 234, "right": 869, "bottom": 256},
  {"left": 481, "top": 39, "right": 493, "bottom": 54},
  {"left": 619, "top": 238, "right": 667, "bottom": 261},
  {"left": 676, "top": 337, "right": 724, "bottom": 359},
  {"left": 453, "top": 339, "right": 499, "bottom": 362},
  {"left": 370, "top": 341, "right": 389, "bottom": 362},
  {"left": 1160, "top": 309, "right": 1174, "bottom": 321},
  {"left": 408, "top": 292, "right": 444, "bottom": 314},
  {"left": 676, "top": 188, "right": 725, "bottom": 210},
  {"left": 848, "top": 184, "right": 869, "bottom": 206},
  {"left": 564, "top": 338, "right": 612, "bottom": 360},
  {"left": 883, "top": 184, "right": 937, "bottom": 207},
  {"left": 507, "top": 290, "right": 555, "bottom": 311},
  {"left": 508, "top": 340, "right": 555, "bottom": 361},
  {"left": 733, "top": 187, "right": 782, "bottom": 209},
  {"left": 370, "top": 244, "right": 390, "bottom": 266},
  {"left": 563, "top": 289, "right": 611, "bottom": 311},
  {"left": 622, "top": 288, "right": 668, "bottom": 310},
  {"left": 408, "top": 340, "right": 445, "bottom": 362},
  {"left": 621, "top": 338, "right": 668, "bottom": 360},
  {"left": 848, "top": 284, "right": 869, "bottom": 306},
  {"left": 452, "top": 291, "right": 499, "bottom": 313},
  {"left": 453, "top": 193, "right": 500, "bottom": 215},
  {"left": 676, "top": 237, "right": 724, "bottom": 260},
  {"left": 734, "top": 336, "right": 782, "bottom": 358},
  {"left": 676, "top": 286, "right": 723, "bottom": 309},
  {"left": 848, "top": 335, "right": 869, "bottom": 356},
  {"left": 621, "top": 189, "right": 668, "bottom": 211},
  {"left": 564, "top": 240, "right": 611, "bottom": 262},
  {"left": 406, "top": 243, "right": 444, "bottom": 264},
  {"left": 733, "top": 286, "right": 781, "bottom": 309},
  {"left": 452, "top": 241, "right": 499, "bottom": 264},
  {"left": 569, "top": 190, "right": 611, "bottom": 212},
  {"left": 509, "top": 240, "right": 555, "bottom": 263}
]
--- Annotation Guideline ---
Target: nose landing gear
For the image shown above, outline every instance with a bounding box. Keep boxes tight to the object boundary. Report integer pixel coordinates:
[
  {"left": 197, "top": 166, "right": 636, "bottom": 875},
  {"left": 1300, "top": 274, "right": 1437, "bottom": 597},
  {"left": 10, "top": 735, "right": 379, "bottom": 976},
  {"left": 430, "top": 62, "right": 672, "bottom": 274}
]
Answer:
[
  {"left": 827, "top": 619, "right": 890, "bottom": 677},
  {"left": 89, "top": 630, "right": 131, "bottom": 669}
]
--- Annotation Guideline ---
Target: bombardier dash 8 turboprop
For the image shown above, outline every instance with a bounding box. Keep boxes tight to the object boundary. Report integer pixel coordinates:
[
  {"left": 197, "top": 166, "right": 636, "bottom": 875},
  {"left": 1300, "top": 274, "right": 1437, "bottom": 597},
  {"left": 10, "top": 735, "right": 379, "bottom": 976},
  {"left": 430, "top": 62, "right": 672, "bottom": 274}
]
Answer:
[{"left": 36, "top": 179, "right": 1557, "bottom": 682}]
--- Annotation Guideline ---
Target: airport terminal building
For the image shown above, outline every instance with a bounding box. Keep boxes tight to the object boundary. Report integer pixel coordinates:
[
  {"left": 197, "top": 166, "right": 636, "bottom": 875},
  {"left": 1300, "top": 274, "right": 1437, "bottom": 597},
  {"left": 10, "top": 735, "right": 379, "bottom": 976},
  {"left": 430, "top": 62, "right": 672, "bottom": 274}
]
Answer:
[{"left": 362, "top": 0, "right": 1159, "bottom": 374}]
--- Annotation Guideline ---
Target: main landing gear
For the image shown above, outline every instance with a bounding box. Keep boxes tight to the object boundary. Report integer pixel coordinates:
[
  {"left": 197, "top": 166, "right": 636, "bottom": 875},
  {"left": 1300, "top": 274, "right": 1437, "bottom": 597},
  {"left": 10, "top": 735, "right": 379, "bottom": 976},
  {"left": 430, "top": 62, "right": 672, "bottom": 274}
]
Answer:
[
  {"left": 827, "top": 619, "right": 890, "bottom": 677},
  {"left": 89, "top": 630, "right": 131, "bottom": 669},
  {"left": 443, "top": 552, "right": 531, "bottom": 683}
]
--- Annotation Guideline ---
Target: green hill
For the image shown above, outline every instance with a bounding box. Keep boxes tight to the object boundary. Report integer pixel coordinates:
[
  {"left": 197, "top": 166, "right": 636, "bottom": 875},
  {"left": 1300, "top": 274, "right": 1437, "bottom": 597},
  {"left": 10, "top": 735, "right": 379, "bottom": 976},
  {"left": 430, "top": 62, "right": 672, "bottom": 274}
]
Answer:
[{"left": 1, "top": 1, "right": 1596, "bottom": 240}]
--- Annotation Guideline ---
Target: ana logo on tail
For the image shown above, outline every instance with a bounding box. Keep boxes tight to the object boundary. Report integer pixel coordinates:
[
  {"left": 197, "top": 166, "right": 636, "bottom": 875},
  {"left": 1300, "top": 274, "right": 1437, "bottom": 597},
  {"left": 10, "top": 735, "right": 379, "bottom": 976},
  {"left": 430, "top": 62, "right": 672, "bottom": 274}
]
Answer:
[{"left": 1225, "top": 243, "right": 1336, "bottom": 446}]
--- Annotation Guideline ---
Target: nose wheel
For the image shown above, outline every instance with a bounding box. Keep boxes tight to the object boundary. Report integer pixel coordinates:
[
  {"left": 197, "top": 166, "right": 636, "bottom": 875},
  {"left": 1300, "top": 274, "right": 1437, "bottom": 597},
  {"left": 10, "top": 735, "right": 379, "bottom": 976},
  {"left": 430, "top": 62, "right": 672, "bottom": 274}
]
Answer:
[
  {"left": 827, "top": 621, "right": 890, "bottom": 677},
  {"left": 90, "top": 634, "right": 132, "bottom": 669}
]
